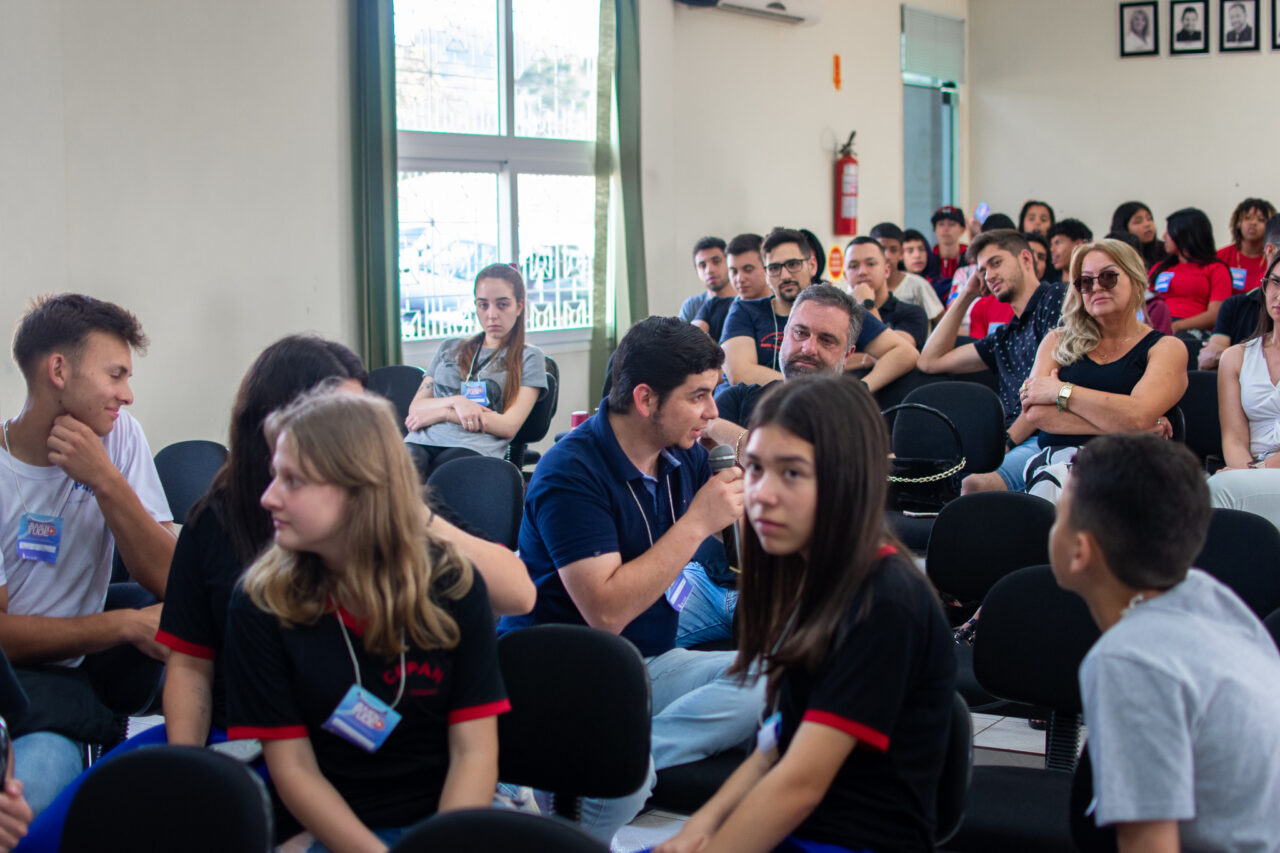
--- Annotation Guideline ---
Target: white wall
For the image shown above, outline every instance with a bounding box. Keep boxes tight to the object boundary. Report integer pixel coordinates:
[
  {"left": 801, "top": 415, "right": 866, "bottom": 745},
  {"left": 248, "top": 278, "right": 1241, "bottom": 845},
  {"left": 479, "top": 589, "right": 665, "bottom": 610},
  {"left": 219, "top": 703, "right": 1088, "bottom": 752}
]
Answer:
[
  {"left": 0, "top": 0, "right": 356, "bottom": 451},
  {"left": 638, "top": 0, "right": 969, "bottom": 318},
  {"left": 969, "top": 0, "right": 1280, "bottom": 242}
]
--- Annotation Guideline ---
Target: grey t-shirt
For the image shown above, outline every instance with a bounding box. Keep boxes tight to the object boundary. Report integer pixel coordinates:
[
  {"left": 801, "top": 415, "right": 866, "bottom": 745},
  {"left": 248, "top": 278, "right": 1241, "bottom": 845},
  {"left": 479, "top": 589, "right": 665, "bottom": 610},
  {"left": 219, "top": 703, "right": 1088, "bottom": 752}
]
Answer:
[
  {"left": 405, "top": 339, "right": 547, "bottom": 458},
  {"left": 1080, "top": 569, "right": 1280, "bottom": 851}
]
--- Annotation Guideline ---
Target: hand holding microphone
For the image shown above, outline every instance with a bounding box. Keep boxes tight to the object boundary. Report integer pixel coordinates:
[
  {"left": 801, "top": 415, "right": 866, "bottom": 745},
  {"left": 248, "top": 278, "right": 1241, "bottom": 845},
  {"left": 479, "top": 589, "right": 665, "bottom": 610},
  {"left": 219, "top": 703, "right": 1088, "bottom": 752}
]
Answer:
[{"left": 703, "top": 445, "right": 744, "bottom": 564}]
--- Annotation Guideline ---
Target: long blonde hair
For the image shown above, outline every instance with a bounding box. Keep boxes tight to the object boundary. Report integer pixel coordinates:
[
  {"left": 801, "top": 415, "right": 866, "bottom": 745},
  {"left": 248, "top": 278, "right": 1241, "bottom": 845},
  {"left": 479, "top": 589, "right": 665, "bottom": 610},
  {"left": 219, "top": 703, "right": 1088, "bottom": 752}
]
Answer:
[
  {"left": 242, "top": 389, "right": 472, "bottom": 656},
  {"left": 1054, "top": 239, "right": 1149, "bottom": 366}
]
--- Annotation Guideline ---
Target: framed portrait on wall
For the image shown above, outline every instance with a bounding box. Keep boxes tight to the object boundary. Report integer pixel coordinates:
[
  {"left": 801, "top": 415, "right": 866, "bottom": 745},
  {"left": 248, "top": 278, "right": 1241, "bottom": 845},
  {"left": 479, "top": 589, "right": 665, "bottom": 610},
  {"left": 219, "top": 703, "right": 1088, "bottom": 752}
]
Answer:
[
  {"left": 1171, "top": 0, "right": 1210, "bottom": 52},
  {"left": 1121, "top": 2, "right": 1160, "bottom": 54},
  {"left": 1274, "top": 0, "right": 1280, "bottom": 47},
  {"left": 1220, "top": 0, "right": 1260, "bottom": 50}
]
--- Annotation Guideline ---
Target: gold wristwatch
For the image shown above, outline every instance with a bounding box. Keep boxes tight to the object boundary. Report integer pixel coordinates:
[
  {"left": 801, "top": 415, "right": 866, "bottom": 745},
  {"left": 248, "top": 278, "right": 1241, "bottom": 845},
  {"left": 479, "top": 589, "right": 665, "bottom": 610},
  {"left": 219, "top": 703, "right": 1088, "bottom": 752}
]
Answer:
[{"left": 1056, "top": 382, "right": 1075, "bottom": 412}]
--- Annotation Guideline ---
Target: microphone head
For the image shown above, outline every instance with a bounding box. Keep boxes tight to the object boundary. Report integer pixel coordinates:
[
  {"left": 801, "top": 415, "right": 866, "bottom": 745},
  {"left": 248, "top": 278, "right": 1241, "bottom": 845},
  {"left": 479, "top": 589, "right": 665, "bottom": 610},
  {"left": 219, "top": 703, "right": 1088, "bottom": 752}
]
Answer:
[{"left": 709, "top": 444, "right": 737, "bottom": 473}]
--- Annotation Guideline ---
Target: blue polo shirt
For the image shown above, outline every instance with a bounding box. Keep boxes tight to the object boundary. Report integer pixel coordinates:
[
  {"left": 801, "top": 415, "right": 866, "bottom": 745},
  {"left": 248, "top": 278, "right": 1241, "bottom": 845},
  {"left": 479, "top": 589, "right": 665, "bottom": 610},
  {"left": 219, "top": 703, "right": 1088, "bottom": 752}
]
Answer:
[
  {"left": 498, "top": 399, "right": 713, "bottom": 656},
  {"left": 720, "top": 292, "right": 890, "bottom": 371}
]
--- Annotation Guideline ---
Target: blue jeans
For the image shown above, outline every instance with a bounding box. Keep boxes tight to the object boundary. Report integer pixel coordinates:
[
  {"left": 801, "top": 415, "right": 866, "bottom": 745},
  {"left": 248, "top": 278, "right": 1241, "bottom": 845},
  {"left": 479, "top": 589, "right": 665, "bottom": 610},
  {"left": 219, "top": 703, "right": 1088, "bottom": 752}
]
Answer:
[
  {"left": 996, "top": 435, "right": 1040, "bottom": 491},
  {"left": 576, "top": 647, "right": 764, "bottom": 843},
  {"left": 675, "top": 564, "right": 738, "bottom": 648},
  {"left": 12, "top": 732, "right": 82, "bottom": 822}
]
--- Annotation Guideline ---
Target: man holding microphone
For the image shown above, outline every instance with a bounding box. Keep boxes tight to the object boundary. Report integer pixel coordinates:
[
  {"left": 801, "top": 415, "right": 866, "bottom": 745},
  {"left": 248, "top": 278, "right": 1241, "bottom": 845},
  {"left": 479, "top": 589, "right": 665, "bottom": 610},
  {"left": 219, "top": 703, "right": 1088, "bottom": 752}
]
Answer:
[{"left": 500, "top": 316, "right": 761, "bottom": 844}]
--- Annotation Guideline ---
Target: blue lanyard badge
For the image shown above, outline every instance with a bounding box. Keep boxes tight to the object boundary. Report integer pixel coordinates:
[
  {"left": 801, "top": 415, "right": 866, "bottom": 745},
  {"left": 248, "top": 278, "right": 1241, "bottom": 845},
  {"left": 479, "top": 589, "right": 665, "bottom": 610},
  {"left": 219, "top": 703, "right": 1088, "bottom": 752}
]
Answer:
[
  {"left": 1230, "top": 267, "right": 1248, "bottom": 291},
  {"left": 460, "top": 380, "right": 489, "bottom": 407},
  {"left": 322, "top": 684, "right": 402, "bottom": 753},
  {"left": 16, "top": 513, "right": 62, "bottom": 564},
  {"left": 1154, "top": 271, "right": 1174, "bottom": 293},
  {"left": 665, "top": 568, "right": 694, "bottom": 612},
  {"left": 756, "top": 711, "right": 782, "bottom": 754}
]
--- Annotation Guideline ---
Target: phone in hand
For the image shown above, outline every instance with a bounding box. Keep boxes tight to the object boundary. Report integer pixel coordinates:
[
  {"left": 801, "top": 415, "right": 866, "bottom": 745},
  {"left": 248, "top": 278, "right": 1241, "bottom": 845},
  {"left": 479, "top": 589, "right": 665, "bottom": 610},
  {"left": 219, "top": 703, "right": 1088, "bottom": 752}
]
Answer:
[
  {"left": 0, "top": 717, "right": 10, "bottom": 783},
  {"left": 973, "top": 202, "right": 990, "bottom": 224}
]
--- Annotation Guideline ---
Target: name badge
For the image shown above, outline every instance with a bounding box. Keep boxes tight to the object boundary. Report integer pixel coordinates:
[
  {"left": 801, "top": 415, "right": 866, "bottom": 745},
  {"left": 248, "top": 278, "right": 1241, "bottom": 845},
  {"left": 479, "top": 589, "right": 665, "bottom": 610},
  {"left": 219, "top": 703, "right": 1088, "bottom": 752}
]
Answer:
[
  {"left": 986, "top": 322, "right": 1005, "bottom": 336},
  {"left": 322, "top": 684, "right": 401, "bottom": 753},
  {"left": 756, "top": 711, "right": 782, "bottom": 754},
  {"left": 460, "top": 380, "right": 489, "bottom": 407},
  {"left": 16, "top": 513, "right": 62, "bottom": 564},
  {"left": 1230, "top": 267, "right": 1248, "bottom": 291},
  {"left": 1154, "top": 271, "right": 1173, "bottom": 293},
  {"left": 664, "top": 569, "right": 694, "bottom": 612}
]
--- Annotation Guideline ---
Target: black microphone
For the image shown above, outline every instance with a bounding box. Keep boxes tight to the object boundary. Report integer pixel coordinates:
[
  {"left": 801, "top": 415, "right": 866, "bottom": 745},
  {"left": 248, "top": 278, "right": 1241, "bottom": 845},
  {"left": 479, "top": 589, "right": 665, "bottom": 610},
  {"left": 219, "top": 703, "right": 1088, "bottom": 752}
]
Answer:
[{"left": 708, "top": 445, "right": 740, "bottom": 566}]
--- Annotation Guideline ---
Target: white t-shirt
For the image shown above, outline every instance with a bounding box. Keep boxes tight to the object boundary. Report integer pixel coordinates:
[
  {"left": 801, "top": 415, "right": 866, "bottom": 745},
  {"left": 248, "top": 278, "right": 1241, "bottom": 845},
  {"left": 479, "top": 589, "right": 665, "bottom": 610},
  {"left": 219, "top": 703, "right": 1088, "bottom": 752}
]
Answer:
[{"left": 0, "top": 410, "right": 170, "bottom": 663}]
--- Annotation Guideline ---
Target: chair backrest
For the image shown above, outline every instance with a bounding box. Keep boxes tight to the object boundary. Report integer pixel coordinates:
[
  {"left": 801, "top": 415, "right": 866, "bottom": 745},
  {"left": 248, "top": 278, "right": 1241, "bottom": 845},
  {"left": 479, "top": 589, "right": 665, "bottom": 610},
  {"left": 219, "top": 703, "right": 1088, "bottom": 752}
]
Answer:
[
  {"left": 390, "top": 809, "right": 608, "bottom": 853},
  {"left": 496, "top": 625, "right": 650, "bottom": 819},
  {"left": 935, "top": 691, "right": 973, "bottom": 846},
  {"left": 1069, "top": 744, "right": 1118, "bottom": 853},
  {"left": 153, "top": 439, "right": 228, "bottom": 524},
  {"left": 508, "top": 357, "right": 559, "bottom": 468},
  {"left": 926, "top": 492, "right": 1056, "bottom": 603},
  {"left": 898, "top": 381, "right": 1007, "bottom": 475},
  {"left": 426, "top": 456, "right": 524, "bottom": 550},
  {"left": 1179, "top": 370, "right": 1223, "bottom": 465},
  {"left": 60, "top": 745, "right": 272, "bottom": 852},
  {"left": 972, "top": 565, "right": 1100, "bottom": 714},
  {"left": 368, "top": 364, "right": 427, "bottom": 436},
  {"left": 1195, "top": 508, "right": 1280, "bottom": 618}
]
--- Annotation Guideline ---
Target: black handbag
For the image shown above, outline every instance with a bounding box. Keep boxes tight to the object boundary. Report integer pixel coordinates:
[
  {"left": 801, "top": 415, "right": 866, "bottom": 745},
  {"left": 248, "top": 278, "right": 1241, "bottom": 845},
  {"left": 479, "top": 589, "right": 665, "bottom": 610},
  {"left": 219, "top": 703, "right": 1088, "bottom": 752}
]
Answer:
[{"left": 882, "top": 402, "right": 967, "bottom": 515}]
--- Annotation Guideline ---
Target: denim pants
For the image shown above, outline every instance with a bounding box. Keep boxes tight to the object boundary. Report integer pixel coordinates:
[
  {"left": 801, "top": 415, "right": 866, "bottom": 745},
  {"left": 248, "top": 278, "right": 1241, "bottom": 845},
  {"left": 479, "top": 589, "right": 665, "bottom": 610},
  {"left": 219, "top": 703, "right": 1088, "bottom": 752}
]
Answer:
[
  {"left": 575, "top": 646, "right": 764, "bottom": 843},
  {"left": 675, "top": 563, "right": 738, "bottom": 648},
  {"left": 996, "top": 435, "right": 1041, "bottom": 491}
]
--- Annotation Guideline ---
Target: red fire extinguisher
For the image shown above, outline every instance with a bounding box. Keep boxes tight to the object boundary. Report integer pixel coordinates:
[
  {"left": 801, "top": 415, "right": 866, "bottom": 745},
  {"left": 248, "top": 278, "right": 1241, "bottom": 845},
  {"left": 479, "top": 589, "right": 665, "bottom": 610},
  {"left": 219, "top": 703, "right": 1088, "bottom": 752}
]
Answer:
[{"left": 834, "top": 130, "right": 858, "bottom": 236}]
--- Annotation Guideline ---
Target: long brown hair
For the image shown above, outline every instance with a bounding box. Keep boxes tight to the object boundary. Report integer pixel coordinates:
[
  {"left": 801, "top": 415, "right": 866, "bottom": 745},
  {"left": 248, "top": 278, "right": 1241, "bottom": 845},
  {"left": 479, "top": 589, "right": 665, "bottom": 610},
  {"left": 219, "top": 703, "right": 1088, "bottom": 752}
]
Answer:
[
  {"left": 453, "top": 263, "right": 528, "bottom": 412},
  {"left": 1249, "top": 254, "right": 1280, "bottom": 342},
  {"left": 242, "top": 389, "right": 472, "bottom": 657},
  {"left": 731, "top": 376, "right": 906, "bottom": 707}
]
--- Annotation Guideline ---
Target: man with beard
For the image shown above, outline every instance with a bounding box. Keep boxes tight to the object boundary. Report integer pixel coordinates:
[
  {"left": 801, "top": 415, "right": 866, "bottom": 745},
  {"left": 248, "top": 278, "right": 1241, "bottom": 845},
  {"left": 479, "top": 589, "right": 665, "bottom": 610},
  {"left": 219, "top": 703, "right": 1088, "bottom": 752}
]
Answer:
[
  {"left": 918, "top": 229, "right": 1066, "bottom": 493},
  {"left": 720, "top": 227, "right": 916, "bottom": 391}
]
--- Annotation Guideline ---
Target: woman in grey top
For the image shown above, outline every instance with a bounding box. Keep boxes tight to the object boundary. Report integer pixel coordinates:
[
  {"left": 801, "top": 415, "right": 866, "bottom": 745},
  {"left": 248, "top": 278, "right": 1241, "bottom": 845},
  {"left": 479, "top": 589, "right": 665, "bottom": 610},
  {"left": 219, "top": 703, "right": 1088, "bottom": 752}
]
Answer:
[{"left": 404, "top": 263, "right": 546, "bottom": 479}]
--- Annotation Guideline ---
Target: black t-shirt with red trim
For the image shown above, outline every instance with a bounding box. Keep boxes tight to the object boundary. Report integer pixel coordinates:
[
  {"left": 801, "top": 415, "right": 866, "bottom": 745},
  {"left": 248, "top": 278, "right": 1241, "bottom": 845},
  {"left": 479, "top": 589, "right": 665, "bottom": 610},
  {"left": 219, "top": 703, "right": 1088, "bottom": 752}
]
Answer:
[
  {"left": 224, "top": 568, "right": 508, "bottom": 830},
  {"left": 778, "top": 548, "right": 956, "bottom": 851}
]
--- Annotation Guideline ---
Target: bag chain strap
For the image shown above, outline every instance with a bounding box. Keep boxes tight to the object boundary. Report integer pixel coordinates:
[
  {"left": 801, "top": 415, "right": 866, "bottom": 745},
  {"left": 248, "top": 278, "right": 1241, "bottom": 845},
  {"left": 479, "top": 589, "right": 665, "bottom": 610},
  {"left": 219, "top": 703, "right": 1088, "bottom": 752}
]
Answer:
[{"left": 888, "top": 457, "right": 967, "bottom": 484}]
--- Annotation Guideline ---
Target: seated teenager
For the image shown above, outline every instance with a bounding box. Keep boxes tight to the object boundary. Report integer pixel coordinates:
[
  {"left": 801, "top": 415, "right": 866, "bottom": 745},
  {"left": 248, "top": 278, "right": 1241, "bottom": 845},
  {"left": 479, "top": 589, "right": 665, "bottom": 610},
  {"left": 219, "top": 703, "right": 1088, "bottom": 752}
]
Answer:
[
  {"left": 844, "top": 237, "right": 928, "bottom": 349},
  {"left": 1208, "top": 255, "right": 1280, "bottom": 527},
  {"left": 866, "top": 223, "right": 944, "bottom": 324},
  {"left": 404, "top": 263, "right": 546, "bottom": 480},
  {"left": 1199, "top": 213, "right": 1280, "bottom": 369},
  {"left": 1052, "top": 434, "right": 1280, "bottom": 853},
  {"left": 1109, "top": 201, "right": 1167, "bottom": 271},
  {"left": 1019, "top": 199, "right": 1055, "bottom": 237},
  {"left": 226, "top": 390, "right": 507, "bottom": 853},
  {"left": 1216, "top": 197, "right": 1275, "bottom": 294},
  {"left": 1149, "top": 208, "right": 1232, "bottom": 335},
  {"left": 655, "top": 376, "right": 956, "bottom": 853},
  {"left": 1022, "top": 240, "right": 1187, "bottom": 501}
]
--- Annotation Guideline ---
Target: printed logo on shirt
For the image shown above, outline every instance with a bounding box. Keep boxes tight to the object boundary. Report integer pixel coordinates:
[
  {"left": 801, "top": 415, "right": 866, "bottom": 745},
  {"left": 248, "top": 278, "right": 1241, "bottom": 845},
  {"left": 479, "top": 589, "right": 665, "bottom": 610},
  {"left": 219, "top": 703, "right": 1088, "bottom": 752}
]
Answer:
[
  {"left": 386, "top": 659, "right": 445, "bottom": 696},
  {"left": 761, "top": 331, "right": 782, "bottom": 352}
]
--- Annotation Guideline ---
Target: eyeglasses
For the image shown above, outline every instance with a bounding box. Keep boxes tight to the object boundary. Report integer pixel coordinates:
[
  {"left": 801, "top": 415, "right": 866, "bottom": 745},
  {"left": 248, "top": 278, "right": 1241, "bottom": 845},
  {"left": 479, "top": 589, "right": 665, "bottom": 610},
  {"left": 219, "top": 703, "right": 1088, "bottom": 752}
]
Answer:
[
  {"left": 764, "top": 258, "right": 807, "bottom": 277},
  {"left": 1262, "top": 276, "right": 1280, "bottom": 290},
  {"left": 1074, "top": 269, "right": 1122, "bottom": 294}
]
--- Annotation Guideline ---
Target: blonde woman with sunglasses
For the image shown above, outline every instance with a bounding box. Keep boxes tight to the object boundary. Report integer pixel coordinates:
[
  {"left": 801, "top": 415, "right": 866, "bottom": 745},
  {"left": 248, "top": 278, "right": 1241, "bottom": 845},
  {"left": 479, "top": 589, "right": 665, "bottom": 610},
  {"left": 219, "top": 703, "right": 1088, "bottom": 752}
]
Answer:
[{"left": 1018, "top": 239, "right": 1188, "bottom": 502}]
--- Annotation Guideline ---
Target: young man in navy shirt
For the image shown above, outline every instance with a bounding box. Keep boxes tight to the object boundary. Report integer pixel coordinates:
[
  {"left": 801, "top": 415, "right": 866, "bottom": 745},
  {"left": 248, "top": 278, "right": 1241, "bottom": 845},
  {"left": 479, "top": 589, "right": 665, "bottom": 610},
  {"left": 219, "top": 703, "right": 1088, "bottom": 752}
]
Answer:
[
  {"left": 719, "top": 227, "right": 917, "bottom": 391},
  {"left": 500, "top": 316, "right": 763, "bottom": 842}
]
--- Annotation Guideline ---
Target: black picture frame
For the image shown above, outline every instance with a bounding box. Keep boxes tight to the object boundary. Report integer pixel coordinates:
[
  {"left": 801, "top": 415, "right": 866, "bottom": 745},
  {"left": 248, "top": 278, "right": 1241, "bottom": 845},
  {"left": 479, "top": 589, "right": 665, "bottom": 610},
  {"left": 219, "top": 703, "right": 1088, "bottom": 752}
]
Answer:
[
  {"left": 1170, "top": 0, "right": 1210, "bottom": 52},
  {"left": 1220, "top": 0, "right": 1261, "bottom": 49},
  {"left": 1121, "top": 2, "right": 1161, "bottom": 55},
  {"left": 1273, "top": 0, "right": 1280, "bottom": 47}
]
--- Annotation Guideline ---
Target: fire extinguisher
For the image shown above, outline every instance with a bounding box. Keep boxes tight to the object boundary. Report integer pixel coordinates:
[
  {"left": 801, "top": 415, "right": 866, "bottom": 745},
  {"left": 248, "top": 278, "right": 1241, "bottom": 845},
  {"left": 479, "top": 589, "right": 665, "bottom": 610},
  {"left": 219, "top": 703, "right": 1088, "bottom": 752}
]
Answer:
[{"left": 834, "top": 130, "right": 858, "bottom": 236}]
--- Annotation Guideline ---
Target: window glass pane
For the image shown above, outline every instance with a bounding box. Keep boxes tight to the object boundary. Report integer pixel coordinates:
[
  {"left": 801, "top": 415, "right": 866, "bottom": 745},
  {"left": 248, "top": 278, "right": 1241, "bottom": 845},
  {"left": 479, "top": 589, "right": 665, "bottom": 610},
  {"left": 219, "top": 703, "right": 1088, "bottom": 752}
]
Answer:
[
  {"left": 512, "top": 0, "right": 600, "bottom": 140},
  {"left": 398, "top": 171, "right": 499, "bottom": 341},
  {"left": 518, "top": 174, "right": 594, "bottom": 331},
  {"left": 395, "top": 0, "right": 500, "bottom": 134}
]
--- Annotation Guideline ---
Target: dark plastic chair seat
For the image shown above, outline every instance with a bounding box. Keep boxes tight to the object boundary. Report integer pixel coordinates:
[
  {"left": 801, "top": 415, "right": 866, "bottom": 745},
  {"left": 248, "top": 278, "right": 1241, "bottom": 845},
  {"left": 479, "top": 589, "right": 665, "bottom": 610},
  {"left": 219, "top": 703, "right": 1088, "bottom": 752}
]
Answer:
[
  {"left": 152, "top": 439, "right": 229, "bottom": 524},
  {"left": 650, "top": 749, "right": 749, "bottom": 814},
  {"left": 1179, "top": 370, "right": 1223, "bottom": 470},
  {"left": 60, "top": 745, "right": 273, "bottom": 852},
  {"left": 945, "top": 766, "right": 1075, "bottom": 853},
  {"left": 369, "top": 364, "right": 427, "bottom": 436},
  {"left": 926, "top": 492, "right": 1055, "bottom": 605},
  {"left": 1194, "top": 508, "right": 1280, "bottom": 618},
  {"left": 426, "top": 456, "right": 524, "bottom": 550},
  {"left": 391, "top": 809, "right": 607, "bottom": 853},
  {"left": 508, "top": 357, "right": 559, "bottom": 471}
]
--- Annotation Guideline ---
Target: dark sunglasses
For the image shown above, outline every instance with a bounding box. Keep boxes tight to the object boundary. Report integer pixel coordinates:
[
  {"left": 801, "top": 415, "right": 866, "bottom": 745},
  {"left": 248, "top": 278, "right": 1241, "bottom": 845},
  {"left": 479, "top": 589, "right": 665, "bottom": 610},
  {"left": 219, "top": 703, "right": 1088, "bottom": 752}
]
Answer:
[{"left": 1074, "top": 269, "right": 1122, "bottom": 294}]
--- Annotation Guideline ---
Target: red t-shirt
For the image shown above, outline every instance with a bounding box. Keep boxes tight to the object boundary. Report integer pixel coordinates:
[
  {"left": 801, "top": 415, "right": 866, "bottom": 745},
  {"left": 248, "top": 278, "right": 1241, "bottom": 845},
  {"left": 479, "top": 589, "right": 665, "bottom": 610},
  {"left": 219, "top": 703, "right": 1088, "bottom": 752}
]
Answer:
[
  {"left": 1150, "top": 261, "right": 1232, "bottom": 320},
  {"left": 968, "top": 295, "right": 1014, "bottom": 338},
  {"left": 934, "top": 244, "right": 968, "bottom": 283},
  {"left": 1216, "top": 245, "right": 1267, "bottom": 293}
]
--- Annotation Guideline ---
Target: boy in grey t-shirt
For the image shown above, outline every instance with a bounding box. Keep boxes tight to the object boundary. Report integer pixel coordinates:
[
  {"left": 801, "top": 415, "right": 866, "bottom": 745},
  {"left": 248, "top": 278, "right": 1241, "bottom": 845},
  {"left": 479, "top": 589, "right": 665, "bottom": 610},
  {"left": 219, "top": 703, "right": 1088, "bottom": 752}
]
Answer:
[{"left": 1050, "top": 434, "right": 1280, "bottom": 853}]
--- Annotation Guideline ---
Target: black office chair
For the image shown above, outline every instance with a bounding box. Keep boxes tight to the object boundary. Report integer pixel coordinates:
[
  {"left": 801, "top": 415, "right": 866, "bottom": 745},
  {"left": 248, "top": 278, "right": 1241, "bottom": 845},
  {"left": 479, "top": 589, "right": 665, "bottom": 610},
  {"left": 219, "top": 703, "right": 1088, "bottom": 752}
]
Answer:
[
  {"left": 153, "top": 439, "right": 228, "bottom": 524},
  {"left": 1179, "top": 369, "right": 1223, "bottom": 471},
  {"left": 60, "top": 745, "right": 273, "bottom": 852},
  {"left": 1069, "top": 744, "right": 1117, "bottom": 853},
  {"left": 946, "top": 565, "right": 1101, "bottom": 853},
  {"left": 935, "top": 691, "right": 974, "bottom": 846},
  {"left": 369, "top": 364, "right": 427, "bottom": 436},
  {"left": 1195, "top": 508, "right": 1280, "bottom": 618},
  {"left": 391, "top": 809, "right": 608, "bottom": 853},
  {"left": 508, "top": 357, "right": 559, "bottom": 472},
  {"left": 1265, "top": 608, "right": 1280, "bottom": 650},
  {"left": 426, "top": 456, "right": 524, "bottom": 550},
  {"left": 496, "top": 625, "right": 650, "bottom": 822}
]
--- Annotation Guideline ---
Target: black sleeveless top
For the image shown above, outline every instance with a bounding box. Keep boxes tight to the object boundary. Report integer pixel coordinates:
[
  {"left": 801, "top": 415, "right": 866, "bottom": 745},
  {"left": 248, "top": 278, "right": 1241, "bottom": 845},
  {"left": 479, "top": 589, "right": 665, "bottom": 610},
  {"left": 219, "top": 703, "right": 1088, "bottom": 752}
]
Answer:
[{"left": 1039, "top": 329, "right": 1165, "bottom": 448}]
